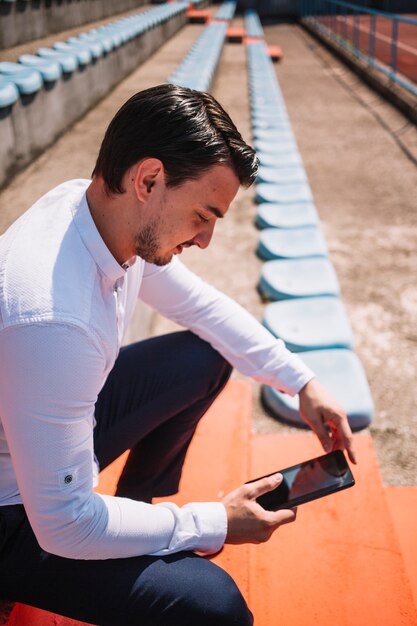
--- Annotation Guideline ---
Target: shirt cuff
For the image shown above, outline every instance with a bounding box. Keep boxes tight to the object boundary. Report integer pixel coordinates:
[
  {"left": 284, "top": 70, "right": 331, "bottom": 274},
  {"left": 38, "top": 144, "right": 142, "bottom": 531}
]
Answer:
[
  {"left": 183, "top": 501, "right": 228, "bottom": 555},
  {"left": 276, "top": 354, "right": 316, "bottom": 397}
]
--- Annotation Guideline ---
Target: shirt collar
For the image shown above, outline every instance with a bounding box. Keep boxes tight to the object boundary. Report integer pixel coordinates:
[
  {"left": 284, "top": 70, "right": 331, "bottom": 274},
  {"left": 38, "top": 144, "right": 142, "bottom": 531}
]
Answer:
[{"left": 71, "top": 183, "right": 126, "bottom": 283}]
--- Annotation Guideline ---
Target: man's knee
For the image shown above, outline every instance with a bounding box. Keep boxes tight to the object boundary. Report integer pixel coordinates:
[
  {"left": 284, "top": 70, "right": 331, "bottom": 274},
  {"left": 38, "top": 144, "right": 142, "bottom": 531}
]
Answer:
[
  {"left": 122, "top": 554, "right": 253, "bottom": 626},
  {"left": 198, "top": 572, "right": 253, "bottom": 626},
  {"left": 180, "top": 562, "right": 253, "bottom": 626}
]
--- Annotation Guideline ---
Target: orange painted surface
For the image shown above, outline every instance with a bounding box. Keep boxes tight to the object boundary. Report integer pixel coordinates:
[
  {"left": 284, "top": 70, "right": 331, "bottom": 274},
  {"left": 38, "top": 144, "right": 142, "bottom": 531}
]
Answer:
[
  {"left": 268, "top": 44, "right": 283, "bottom": 61},
  {"left": 248, "top": 433, "right": 417, "bottom": 626},
  {"left": 8, "top": 383, "right": 416, "bottom": 626},
  {"left": 97, "top": 381, "right": 253, "bottom": 596},
  {"left": 7, "top": 605, "right": 94, "bottom": 626},
  {"left": 245, "top": 36, "right": 264, "bottom": 44},
  {"left": 227, "top": 27, "right": 246, "bottom": 42},
  {"left": 95, "top": 450, "right": 129, "bottom": 496},
  {"left": 186, "top": 8, "right": 211, "bottom": 23},
  {"left": 153, "top": 380, "right": 252, "bottom": 596},
  {"left": 386, "top": 486, "right": 417, "bottom": 611}
]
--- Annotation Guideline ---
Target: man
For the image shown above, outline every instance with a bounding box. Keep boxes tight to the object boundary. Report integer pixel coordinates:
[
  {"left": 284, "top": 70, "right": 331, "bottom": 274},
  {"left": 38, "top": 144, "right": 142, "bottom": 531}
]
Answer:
[{"left": 0, "top": 84, "right": 356, "bottom": 625}]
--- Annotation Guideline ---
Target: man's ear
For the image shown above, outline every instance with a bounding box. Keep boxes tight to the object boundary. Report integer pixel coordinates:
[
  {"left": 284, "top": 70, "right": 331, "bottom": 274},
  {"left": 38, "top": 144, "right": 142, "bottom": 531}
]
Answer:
[{"left": 133, "top": 158, "right": 164, "bottom": 202}]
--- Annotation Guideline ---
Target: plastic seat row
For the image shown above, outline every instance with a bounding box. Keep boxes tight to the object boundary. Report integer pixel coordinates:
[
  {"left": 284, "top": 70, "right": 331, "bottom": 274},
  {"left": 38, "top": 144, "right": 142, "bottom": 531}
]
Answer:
[
  {"left": 245, "top": 28, "right": 373, "bottom": 431},
  {"left": 168, "top": 2, "right": 236, "bottom": 91},
  {"left": 244, "top": 9, "right": 264, "bottom": 39},
  {"left": 0, "top": 2, "right": 188, "bottom": 108},
  {"left": 214, "top": 0, "right": 237, "bottom": 22}
]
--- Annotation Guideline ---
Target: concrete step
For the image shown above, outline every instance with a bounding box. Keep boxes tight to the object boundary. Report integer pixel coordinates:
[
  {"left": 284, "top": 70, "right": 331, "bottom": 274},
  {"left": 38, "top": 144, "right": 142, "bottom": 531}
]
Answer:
[{"left": 248, "top": 432, "right": 417, "bottom": 626}]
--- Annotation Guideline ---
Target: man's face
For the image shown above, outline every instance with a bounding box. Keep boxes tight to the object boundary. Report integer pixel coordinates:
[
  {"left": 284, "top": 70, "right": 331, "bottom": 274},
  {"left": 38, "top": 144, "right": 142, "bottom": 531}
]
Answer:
[{"left": 134, "top": 164, "right": 240, "bottom": 266}]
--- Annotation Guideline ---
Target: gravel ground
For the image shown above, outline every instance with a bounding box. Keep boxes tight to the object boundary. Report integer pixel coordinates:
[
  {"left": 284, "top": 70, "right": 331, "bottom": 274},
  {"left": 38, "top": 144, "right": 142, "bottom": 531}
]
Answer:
[{"left": 0, "top": 18, "right": 416, "bottom": 485}]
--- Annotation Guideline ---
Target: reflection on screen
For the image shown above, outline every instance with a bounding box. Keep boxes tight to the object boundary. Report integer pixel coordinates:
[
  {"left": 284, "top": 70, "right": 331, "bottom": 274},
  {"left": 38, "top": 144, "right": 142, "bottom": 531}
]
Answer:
[
  {"left": 255, "top": 451, "right": 354, "bottom": 510},
  {"left": 284, "top": 457, "right": 348, "bottom": 501}
]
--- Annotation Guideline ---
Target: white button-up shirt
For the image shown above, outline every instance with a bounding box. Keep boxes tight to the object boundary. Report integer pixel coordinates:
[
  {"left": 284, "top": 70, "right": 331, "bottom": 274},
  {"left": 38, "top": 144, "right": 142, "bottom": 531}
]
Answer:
[{"left": 0, "top": 179, "right": 313, "bottom": 560}]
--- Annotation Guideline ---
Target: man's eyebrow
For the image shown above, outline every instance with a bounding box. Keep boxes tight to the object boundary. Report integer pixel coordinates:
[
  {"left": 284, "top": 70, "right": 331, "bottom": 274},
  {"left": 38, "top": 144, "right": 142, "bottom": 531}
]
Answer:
[{"left": 204, "top": 205, "right": 224, "bottom": 219}]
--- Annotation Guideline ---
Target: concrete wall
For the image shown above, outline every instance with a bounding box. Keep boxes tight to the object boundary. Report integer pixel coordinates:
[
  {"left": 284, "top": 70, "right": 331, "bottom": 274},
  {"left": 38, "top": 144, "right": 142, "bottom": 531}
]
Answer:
[
  {"left": 0, "top": 0, "right": 147, "bottom": 50},
  {"left": 0, "top": 10, "right": 187, "bottom": 189}
]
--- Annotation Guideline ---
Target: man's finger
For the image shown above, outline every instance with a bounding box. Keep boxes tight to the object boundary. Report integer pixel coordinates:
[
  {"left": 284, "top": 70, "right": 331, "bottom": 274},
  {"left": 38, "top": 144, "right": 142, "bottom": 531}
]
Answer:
[
  {"left": 266, "top": 507, "right": 297, "bottom": 527},
  {"left": 330, "top": 418, "right": 357, "bottom": 464},
  {"left": 246, "top": 473, "right": 283, "bottom": 499},
  {"left": 303, "top": 412, "right": 332, "bottom": 453}
]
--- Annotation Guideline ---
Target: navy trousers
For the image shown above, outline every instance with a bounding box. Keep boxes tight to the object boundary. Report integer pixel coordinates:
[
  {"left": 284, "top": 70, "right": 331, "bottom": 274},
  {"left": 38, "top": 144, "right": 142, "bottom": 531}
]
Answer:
[{"left": 0, "top": 331, "right": 254, "bottom": 626}]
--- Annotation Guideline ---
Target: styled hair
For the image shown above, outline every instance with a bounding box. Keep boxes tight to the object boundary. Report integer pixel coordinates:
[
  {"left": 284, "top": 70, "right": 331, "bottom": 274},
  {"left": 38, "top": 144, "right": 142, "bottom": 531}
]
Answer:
[{"left": 92, "top": 83, "right": 258, "bottom": 193}]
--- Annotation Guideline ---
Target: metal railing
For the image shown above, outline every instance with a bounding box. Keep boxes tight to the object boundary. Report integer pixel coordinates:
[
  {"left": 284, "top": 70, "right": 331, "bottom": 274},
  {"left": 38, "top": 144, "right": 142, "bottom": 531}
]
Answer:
[{"left": 299, "top": 0, "right": 417, "bottom": 98}]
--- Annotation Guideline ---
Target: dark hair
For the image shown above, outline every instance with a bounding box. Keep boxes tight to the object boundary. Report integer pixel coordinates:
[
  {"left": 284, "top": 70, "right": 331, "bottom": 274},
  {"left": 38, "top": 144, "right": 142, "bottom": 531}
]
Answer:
[{"left": 92, "top": 84, "right": 258, "bottom": 193}]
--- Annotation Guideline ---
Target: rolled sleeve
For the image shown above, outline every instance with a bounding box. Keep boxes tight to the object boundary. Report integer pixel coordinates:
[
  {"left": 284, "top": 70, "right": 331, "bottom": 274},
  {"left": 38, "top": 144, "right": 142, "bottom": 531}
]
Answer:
[{"left": 153, "top": 502, "right": 228, "bottom": 556}]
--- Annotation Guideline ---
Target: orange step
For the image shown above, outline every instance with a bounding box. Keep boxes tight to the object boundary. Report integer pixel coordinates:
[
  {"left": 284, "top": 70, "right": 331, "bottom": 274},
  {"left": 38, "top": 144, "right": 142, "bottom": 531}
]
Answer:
[
  {"left": 248, "top": 433, "right": 417, "bottom": 626},
  {"left": 186, "top": 8, "right": 211, "bottom": 23},
  {"left": 268, "top": 44, "right": 283, "bottom": 62},
  {"left": 153, "top": 379, "right": 252, "bottom": 595},
  {"left": 227, "top": 27, "right": 246, "bottom": 43},
  {"left": 6, "top": 605, "right": 93, "bottom": 626},
  {"left": 386, "top": 486, "right": 417, "bottom": 611},
  {"left": 98, "top": 380, "right": 253, "bottom": 593}
]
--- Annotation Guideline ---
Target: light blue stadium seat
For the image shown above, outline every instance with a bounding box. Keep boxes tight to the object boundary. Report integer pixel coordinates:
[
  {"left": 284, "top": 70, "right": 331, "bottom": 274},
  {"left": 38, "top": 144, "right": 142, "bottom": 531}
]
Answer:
[
  {"left": 257, "top": 226, "right": 327, "bottom": 260},
  {"left": 253, "top": 128, "right": 295, "bottom": 142},
  {"left": 98, "top": 25, "right": 125, "bottom": 48},
  {"left": 0, "top": 62, "right": 42, "bottom": 96},
  {"left": 253, "top": 117, "right": 290, "bottom": 131},
  {"left": 256, "top": 165, "right": 307, "bottom": 185},
  {"left": 0, "top": 75, "right": 19, "bottom": 108},
  {"left": 18, "top": 54, "right": 61, "bottom": 82},
  {"left": 256, "top": 202, "right": 318, "bottom": 229},
  {"left": 168, "top": 20, "right": 227, "bottom": 92},
  {"left": 250, "top": 101, "right": 288, "bottom": 112},
  {"left": 258, "top": 258, "right": 340, "bottom": 300},
  {"left": 214, "top": 0, "right": 236, "bottom": 20},
  {"left": 261, "top": 349, "right": 374, "bottom": 430},
  {"left": 86, "top": 29, "right": 118, "bottom": 52},
  {"left": 252, "top": 112, "right": 289, "bottom": 126},
  {"left": 78, "top": 31, "right": 114, "bottom": 54},
  {"left": 53, "top": 42, "right": 92, "bottom": 65},
  {"left": 254, "top": 139, "right": 298, "bottom": 155},
  {"left": 256, "top": 182, "right": 313, "bottom": 204},
  {"left": 37, "top": 48, "right": 78, "bottom": 73},
  {"left": 257, "top": 151, "right": 303, "bottom": 168},
  {"left": 245, "top": 10, "right": 264, "bottom": 38},
  {"left": 67, "top": 36, "right": 103, "bottom": 59},
  {"left": 262, "top": 296, "right": 354, "bottom": 352}
]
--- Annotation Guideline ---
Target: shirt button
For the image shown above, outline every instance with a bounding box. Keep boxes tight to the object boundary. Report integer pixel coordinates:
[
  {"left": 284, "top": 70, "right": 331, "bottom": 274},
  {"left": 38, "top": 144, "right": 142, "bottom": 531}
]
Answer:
[{"left": 64, "top": 474, "right": 73, "bottom": 484}]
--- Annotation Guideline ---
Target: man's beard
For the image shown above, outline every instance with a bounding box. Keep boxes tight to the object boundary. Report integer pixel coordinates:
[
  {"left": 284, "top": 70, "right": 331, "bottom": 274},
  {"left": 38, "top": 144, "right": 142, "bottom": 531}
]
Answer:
[{"left": 134, "top": 221, "right": 171, "bottom": 267}]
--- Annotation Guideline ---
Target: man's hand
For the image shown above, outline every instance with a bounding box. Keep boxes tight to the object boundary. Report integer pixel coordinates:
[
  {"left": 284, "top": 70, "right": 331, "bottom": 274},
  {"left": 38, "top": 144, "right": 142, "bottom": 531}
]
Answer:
[
  {"left": 298, "top": 377, "right": 357, "bottom": 464},
  {"left": 222, "top": 474, "right": 297, "bottom": 545}
]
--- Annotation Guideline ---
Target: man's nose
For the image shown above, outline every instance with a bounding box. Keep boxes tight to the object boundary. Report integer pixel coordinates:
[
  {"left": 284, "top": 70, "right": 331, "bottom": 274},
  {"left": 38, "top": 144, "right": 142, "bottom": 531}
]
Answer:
[{"left": 194, "top": 223, "right": 215, "bottom": 249}]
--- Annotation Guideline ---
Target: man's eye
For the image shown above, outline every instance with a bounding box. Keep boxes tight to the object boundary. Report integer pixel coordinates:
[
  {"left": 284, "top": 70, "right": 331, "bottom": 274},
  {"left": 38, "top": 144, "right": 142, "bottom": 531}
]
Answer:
[{"left": 198, "top": 213, "right": 209, "bottom": 223}]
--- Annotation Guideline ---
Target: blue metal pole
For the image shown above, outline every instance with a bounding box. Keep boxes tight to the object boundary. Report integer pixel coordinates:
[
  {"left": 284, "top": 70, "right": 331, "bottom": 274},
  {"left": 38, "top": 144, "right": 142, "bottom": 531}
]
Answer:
[
  {"left": 332, "top": 1, "right": 337, "bottom": 37},
  {"left": 390, "top": 17, "right": 398, "bottom": 78},
  {"left": 353, "top": 11, "right": 360, "bottom": 51},
  {"left": 369, "top": 13, "right": 376, "bottom": 66},
  {"left": 342, "top": 6, "right": 347, "bottom": 47}
]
